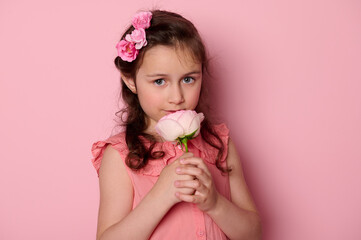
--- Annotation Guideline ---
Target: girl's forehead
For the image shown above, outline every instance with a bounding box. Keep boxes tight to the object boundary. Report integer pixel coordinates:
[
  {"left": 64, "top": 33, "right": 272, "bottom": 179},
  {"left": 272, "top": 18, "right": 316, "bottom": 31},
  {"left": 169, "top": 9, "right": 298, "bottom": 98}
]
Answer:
[{"left": 139, "top": 45, "right": 201, "bottom": 74}]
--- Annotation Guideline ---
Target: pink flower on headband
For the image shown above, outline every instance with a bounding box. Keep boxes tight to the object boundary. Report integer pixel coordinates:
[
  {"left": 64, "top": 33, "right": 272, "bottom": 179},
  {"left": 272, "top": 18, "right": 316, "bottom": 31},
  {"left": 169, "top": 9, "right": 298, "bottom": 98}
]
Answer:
[
  {"left": 125, "top": 28, "right": 147, "bottom": 50},
  {"left": 132, "top": 11, "right": 152, "bottom": 29},
  {"left": 116, "top": 40, "right": 138, "bottom": 62},
  {"left": 116, "top": 11, "right": 152, "bottom": 62}
]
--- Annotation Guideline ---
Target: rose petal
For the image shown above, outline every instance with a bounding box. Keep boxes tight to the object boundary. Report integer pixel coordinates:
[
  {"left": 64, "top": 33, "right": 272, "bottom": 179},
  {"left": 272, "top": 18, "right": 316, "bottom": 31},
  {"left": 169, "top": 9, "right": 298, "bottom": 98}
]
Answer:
[
  {"left": 125, "top": 34, "right": 132, "bottom": 42},
  {"left": 155, "top": 119, "right": 185, "bottom": 141},
  {"left": 177, "top": 111, "right": 197, "bottom": 134},
  {"left": 198, "top": 112, "right": 205, "bottom": 122},
  {"left": 187, "top": 115, "right": 200, "bottom": 135},
  {"left": 168, "top": 110, "right": 186, "bottom": 121},
  {"left": 188, "top": 112, "right": 204, "bottom": 136}
]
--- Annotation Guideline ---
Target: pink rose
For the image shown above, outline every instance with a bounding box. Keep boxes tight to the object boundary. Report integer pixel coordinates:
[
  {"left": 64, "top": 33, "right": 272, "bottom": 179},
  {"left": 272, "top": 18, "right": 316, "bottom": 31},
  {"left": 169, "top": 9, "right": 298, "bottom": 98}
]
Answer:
[
  {"left": 125, "top": 28, "right": 147, "bottom": 50},
  {"left": 132, "top": 11, "right": 152, "bottom": 29},
  {"left": 155, "top": 110, "right": 204, "bottom": 151},
  {"left": 116, "top": 40, "right": 139, "bottom": 62}
]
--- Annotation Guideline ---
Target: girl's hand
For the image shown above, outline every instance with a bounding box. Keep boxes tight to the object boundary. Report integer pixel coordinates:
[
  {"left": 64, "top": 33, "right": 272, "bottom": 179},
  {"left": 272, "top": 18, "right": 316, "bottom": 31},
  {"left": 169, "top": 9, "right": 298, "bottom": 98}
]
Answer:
[
  {"left": 150, "top": 152, "right": 196, "bottom": 207},
  {"left": 174, "top": 156, "right": 220, "bottom": 212}
]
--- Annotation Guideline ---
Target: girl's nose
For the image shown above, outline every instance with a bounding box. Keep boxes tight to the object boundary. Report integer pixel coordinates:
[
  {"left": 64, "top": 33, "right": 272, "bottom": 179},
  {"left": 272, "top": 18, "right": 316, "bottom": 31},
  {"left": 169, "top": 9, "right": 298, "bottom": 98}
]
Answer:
[{"left": 168, "top": 84, "right": 185, "bottom": 105}]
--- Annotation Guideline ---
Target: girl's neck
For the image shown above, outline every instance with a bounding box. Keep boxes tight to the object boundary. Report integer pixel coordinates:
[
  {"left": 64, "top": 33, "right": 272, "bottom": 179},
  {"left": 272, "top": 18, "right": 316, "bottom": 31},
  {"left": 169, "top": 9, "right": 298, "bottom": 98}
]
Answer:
[
  {"left": 143, "top": 121, "right": 165, "bottom": 142},
  {"left": 144, "top": 130, "right": 164, "bottom": 142}
]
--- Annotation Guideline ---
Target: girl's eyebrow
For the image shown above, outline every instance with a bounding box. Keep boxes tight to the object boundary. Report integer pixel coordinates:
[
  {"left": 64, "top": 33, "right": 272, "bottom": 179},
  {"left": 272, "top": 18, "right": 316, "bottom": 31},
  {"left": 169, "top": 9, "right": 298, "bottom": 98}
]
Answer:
[
  {"left": 146, "top": 73, "right": 168, "bottom": 77},
  {"left": 146, "top": 71, "right": 201, "bottom": 77},
  {"left": 183, "top": 71, "right": 201, "bottom": 76}
]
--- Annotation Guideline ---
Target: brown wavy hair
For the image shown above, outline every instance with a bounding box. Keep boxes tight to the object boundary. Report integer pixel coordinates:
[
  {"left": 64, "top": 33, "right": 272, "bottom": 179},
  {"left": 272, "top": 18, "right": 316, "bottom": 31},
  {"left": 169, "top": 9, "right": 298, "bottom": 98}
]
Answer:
[{"left": 114, "top": 9, "right": 231, "bottom": 173}]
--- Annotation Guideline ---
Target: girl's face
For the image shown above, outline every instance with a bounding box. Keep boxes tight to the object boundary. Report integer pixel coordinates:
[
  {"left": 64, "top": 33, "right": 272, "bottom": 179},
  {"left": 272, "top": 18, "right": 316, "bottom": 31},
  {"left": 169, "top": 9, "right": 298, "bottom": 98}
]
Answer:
[{"left": 126, "top": 45, "right": 202, "bottom": 133}]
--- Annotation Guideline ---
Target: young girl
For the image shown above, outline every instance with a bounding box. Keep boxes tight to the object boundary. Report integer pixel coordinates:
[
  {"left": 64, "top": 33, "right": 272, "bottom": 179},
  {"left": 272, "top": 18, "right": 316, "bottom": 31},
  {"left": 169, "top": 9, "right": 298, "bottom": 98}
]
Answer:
[{"left": 91, "top": 10, "right": 262, "bottom": 240}]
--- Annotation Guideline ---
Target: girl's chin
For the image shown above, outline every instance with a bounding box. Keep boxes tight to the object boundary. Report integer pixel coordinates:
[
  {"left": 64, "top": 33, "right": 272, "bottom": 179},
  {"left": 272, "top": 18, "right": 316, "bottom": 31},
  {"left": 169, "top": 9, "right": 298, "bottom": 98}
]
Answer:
[{"left": 164, "top": 111, "right": 176, "bottom": 115}]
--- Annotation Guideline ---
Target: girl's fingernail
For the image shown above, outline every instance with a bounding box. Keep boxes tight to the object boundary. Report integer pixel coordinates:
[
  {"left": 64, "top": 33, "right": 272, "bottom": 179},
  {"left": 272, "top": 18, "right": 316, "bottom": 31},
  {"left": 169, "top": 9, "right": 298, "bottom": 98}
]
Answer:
[
  {"left": 174, "top": 181, "right": 179, "bottom": 186},
  {"left": 176, "top": 167, "right": 181, "bottom": 173},
  {"left": 180, "top": 159, "right": 185, "bottom": 164}
]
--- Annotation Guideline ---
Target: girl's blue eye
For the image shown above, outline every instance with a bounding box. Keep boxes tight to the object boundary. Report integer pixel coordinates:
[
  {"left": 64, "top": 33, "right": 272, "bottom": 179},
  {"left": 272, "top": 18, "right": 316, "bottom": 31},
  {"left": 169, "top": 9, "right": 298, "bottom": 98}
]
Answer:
[
  {"left": 154, "top": 79, "right": 165, "bottom": 86},
  {"left": 183, "top": 77, "right": 194, "bottom": 84}
]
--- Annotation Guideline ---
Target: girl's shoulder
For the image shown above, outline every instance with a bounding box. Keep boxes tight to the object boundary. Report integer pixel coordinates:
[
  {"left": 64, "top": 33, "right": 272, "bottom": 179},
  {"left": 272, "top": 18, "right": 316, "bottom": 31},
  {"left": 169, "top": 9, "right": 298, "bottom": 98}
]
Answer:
[{"left": 91, "top": 131, "right": 128, "bottom": 177}]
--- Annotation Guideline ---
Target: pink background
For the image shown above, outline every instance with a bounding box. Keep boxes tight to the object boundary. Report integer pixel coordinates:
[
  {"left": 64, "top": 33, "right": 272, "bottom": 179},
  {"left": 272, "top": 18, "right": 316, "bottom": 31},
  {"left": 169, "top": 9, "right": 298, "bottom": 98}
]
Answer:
[{"left": 1, "top": 0, "right": 360, "bottom": 239}]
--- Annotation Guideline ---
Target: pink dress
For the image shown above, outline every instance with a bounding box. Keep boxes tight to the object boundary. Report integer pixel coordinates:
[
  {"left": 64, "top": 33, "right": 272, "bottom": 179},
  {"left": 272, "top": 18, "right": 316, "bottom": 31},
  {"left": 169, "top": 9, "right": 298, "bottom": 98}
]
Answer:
[{"left": 91, "top": 123, "right": 231, "bottom": 240}]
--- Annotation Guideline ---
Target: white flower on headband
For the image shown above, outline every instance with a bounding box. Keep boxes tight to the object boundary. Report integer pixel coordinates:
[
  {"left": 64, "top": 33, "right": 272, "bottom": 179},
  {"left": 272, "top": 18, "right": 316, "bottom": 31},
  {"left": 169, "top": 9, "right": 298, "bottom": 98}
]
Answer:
[{"left": 116, "top": 11, "right": 152, "bottom": 62}]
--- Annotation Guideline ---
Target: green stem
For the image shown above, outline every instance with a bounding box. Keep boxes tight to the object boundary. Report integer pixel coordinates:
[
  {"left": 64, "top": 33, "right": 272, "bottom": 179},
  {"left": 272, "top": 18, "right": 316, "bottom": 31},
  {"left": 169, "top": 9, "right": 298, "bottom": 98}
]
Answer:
[{"left": 181, "top": 138, "right": 189, "bottom": 152}]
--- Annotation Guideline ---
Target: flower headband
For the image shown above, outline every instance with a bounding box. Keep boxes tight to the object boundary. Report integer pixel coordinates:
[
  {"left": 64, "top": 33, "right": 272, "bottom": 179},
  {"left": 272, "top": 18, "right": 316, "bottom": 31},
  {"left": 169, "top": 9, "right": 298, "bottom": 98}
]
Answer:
[{"left": 116, "top": 11, "right": 152, "bottom": 62}]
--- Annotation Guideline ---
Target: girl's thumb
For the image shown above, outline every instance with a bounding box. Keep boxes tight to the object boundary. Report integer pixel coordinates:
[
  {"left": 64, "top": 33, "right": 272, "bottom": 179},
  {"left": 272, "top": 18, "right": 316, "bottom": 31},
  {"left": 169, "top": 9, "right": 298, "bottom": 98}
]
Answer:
[{"left": 180, "top": 152, "right": 194, "bottom": 159}]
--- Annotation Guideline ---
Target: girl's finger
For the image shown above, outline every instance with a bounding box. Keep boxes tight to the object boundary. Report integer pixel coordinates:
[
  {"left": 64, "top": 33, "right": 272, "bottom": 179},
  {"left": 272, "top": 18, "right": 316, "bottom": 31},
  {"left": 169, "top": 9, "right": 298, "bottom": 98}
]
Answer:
[
  {"left": 175, "top": 191, "right": 199, "bottom": 203},
  {"left": 174, "top": 179, "right": 203, "bottom": 190},
  {"left": 180, "top": 157, "right": 211, "bottom": 176},
  {"left": 176, "top": 165, "right": 211, "bottom": 187},
  {"left": 176, "top": 189, "right": 208, "bottom": 203},
  {"left": 176, "top": 187, "right": 196, "bottom": 196},
  {"left": 180, "top": 152, "right": 194, "bottom": 159}
]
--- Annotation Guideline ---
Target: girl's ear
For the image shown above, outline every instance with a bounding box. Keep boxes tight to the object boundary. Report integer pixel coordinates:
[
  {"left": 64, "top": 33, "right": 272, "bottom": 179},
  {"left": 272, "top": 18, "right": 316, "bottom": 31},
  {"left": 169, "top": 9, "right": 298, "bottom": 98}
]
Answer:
[{"left": 121, "top": 74, "right": 137, "bottom": 94}]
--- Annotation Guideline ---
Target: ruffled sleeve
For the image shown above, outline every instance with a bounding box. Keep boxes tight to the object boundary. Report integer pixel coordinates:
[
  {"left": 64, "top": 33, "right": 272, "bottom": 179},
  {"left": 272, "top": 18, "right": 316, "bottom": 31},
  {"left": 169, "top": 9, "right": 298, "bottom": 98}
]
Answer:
[
  {"left": 91, "top": 132, "right": 129, "bottom": 178},
  {"left": 190, "top": 123, "right": 230, "bottom": 165},
  {"left": 213, "top": 123, "right": 230, "bottom": 161}
]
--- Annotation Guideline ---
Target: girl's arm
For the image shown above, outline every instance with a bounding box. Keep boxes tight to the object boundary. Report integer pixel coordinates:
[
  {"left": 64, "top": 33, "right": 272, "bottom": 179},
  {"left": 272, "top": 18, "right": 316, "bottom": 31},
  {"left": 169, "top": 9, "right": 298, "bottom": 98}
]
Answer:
[
  {"left": 175, "top": 138, "right": 262, "bottom": 240},
  {"left": 206, "top": 138, "right": 262, "bottom": 239},
  {"left": 96, "top": 145, "right": 194, "bottom": 240}
]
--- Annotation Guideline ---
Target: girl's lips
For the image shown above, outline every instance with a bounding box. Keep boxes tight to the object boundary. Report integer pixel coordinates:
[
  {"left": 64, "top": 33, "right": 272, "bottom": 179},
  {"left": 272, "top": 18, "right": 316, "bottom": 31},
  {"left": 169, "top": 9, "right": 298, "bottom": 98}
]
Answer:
[
  {"left": 164, "top": 110, "right": 176, "bottom": 114},
  {"left": 164, "top": 109, "right": 184, "bottom": 114}
]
